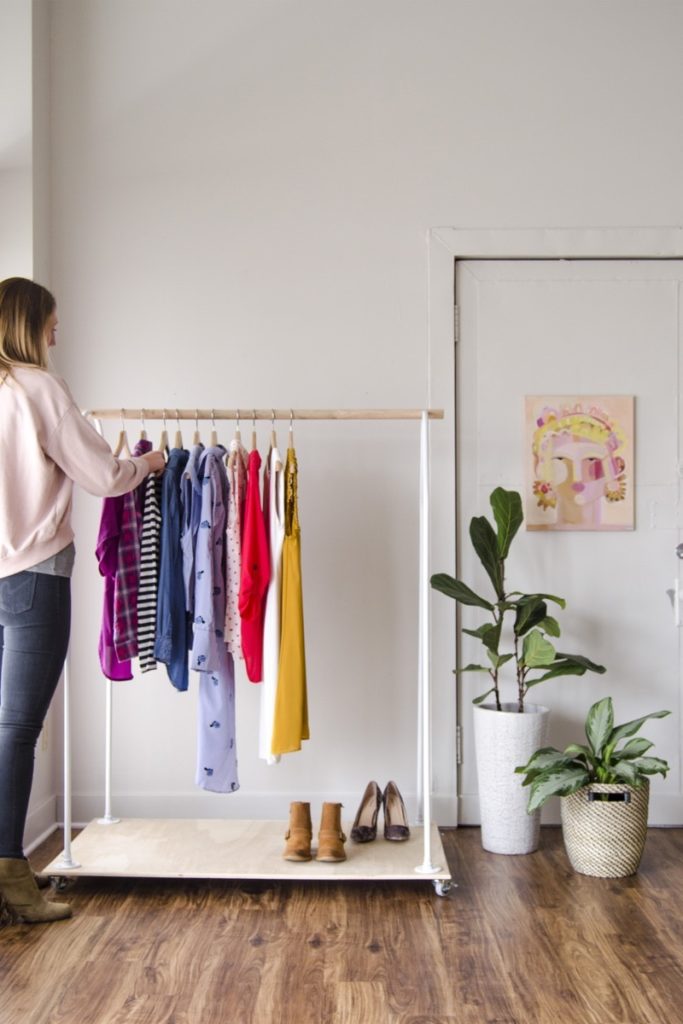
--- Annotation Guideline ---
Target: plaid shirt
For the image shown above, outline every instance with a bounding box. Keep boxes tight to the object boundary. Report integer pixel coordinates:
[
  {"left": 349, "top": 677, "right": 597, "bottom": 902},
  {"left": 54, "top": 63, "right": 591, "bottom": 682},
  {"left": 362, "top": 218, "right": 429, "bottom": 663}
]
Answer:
[
  {"left": 97, "top": 494, "right": 131, "bottom": 681},
  {"left": 113, "top": 439, "right": 151, "bottom": 661}
]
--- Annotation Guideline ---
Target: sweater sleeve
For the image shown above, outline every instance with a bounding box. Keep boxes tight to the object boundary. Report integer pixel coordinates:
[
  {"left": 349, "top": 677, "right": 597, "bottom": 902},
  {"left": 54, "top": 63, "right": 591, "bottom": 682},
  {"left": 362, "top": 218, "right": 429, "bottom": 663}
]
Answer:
[{"left": 46, "top": 404, "right": 150, "bottom": 498}]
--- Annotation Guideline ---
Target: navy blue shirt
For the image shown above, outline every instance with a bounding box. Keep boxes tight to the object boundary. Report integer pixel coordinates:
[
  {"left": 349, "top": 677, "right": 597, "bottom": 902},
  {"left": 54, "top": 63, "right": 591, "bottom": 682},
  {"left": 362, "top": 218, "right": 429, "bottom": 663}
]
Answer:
[{"left": 155, "top": 447, "right": 191, "bottom": 691}]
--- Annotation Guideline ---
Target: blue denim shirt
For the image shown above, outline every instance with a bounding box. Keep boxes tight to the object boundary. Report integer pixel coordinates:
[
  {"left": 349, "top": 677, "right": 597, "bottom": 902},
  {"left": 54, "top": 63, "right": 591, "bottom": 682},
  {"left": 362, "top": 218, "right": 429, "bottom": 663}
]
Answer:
[{"left": 155, "top": 447, "right": 191, "bottom": 691}]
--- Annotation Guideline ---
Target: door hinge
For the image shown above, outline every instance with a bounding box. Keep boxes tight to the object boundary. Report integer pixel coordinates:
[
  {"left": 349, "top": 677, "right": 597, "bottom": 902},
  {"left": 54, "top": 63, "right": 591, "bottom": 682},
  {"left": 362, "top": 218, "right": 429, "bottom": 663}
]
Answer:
[
  {"left": 455, "top": 724, "right": 462, "bottom": 765},
  {"left": 454, "top": 304, "right": 460, "bottom": 345}
]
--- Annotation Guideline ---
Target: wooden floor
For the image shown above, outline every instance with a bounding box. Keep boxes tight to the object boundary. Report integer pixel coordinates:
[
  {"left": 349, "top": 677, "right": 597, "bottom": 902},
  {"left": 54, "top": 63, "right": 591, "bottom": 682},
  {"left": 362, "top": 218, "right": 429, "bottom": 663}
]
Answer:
[{"left": 2, "top": 826, "right": 683, "bottom": 1024}]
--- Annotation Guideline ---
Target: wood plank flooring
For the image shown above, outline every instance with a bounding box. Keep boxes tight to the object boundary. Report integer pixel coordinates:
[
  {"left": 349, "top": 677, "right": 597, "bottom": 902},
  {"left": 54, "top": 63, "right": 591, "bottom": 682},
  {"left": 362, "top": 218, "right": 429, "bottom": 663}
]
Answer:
[{"left": 1, "top": 826, "right": 682, "bottom": 1024}]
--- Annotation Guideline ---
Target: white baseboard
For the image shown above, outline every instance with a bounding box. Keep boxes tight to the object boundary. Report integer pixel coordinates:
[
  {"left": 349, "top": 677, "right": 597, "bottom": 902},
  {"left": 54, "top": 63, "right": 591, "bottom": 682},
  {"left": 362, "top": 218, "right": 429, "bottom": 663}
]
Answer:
[
  {"left": 56, "top": 790, "right": 460, "bottom": 828},
  {"left": 34, "top": 788, "right": 682, "bottom": 854},
  {"left": 431, "top": 793, "right": 458, "bottom": 827},
  {"left": 58, "top": 790, "right": 411, "bottom": 824},
  {"left": 24, "top": 795, "right": 59, "bottom": 853},
  {"left": 44, "top": 789, "right": 683, "bottom": 835},
  {"left": 459, "top": 793, "right": 683, "bottom": 827}
]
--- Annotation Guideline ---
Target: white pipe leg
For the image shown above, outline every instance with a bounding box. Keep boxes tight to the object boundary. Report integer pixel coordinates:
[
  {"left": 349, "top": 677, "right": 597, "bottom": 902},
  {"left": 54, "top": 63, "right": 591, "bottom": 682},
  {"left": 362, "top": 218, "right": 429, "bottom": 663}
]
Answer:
[
  {"left": 416, "top": 410, "right": 441, "bottom": 874},
  {"left": 55, "top": 654, "right": 80, "bottom": 869},
  {"left": 98, "top": 679, "right": 120, "bottom": 824}
]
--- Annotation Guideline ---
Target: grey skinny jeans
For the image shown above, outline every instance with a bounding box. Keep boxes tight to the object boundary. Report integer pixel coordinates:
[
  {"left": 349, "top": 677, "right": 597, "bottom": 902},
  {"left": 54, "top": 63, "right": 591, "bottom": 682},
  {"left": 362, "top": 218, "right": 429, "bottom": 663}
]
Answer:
[{"left": 0, "top": 571, "right": 70, "bottom": 858}]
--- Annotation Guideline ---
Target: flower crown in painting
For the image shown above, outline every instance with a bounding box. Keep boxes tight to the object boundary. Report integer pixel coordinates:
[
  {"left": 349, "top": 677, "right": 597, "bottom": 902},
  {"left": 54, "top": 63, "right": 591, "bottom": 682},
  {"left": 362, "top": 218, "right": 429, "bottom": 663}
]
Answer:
[{"left": 531, "top": 403, "right": 627, "bottom": 510}]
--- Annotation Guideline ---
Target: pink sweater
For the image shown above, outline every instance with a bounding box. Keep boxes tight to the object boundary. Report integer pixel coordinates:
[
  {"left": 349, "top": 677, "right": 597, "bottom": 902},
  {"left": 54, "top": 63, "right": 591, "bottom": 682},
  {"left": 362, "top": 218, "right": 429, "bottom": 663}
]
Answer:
[{"left": 0, "top": 366, "right": 150, "bottom": 577}]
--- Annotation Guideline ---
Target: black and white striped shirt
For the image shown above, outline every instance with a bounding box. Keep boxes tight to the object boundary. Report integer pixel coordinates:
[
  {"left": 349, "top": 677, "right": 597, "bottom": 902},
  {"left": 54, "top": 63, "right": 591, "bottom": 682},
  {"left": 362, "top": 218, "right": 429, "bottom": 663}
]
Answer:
[{"left": 137, "top": 474, "right": 162, "bottom": 673}]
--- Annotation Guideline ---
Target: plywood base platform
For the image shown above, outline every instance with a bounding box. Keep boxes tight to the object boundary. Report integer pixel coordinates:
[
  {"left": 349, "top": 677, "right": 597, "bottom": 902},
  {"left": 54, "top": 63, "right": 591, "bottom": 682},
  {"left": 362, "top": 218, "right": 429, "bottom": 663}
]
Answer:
[{"left": 43, "top": 818, "right": 452, "bottom": 886}]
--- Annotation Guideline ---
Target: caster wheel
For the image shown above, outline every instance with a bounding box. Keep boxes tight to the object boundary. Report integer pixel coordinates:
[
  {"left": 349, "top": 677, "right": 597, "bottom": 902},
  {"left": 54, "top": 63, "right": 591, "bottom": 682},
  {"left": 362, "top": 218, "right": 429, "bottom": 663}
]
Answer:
[
  {"left": 432, "top": 879, "right": 453, "bottom": 897},
  {"left": 51, "top": 876, "right": 73, "bottom": 892}
]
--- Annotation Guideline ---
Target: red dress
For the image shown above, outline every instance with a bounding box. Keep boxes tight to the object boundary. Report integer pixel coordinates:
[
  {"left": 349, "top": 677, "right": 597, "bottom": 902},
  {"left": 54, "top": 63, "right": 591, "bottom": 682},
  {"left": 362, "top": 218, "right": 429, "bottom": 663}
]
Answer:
[{"left": 238, "top": 449, "right": 271, "bottom": 681}]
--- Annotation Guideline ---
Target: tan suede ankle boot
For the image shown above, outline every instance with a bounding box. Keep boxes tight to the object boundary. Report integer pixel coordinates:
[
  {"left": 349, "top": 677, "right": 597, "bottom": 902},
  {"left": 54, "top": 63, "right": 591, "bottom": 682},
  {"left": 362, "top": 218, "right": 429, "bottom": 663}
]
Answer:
[
  {"left": 283, "top": 801, "right": 313, "bottom": 861},
  {"left": 0, "top": 858, "right": 71, "bottom": 923},
  {"left": 316, "top": 802, "right": 347, "bottom": 862}
]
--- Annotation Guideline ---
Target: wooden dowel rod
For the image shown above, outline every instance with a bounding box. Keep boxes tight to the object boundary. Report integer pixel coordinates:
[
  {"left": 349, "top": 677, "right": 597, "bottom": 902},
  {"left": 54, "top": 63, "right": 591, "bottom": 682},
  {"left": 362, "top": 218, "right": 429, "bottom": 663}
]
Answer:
[{"left": 85, "top": 408, "right": 445, "bottom": 421}]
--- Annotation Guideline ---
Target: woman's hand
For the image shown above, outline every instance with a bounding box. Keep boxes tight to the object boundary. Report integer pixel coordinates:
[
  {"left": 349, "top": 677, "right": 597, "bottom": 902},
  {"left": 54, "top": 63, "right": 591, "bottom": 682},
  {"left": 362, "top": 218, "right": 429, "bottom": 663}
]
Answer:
[{"left": 141, "top": 450, "right": 166, "bottom": 475}]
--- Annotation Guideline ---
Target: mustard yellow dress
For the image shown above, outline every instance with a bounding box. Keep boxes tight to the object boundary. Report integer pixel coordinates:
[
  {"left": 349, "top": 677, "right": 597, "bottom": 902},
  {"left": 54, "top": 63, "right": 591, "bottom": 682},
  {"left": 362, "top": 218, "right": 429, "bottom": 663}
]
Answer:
[{"left": 271, "top": 447, "right": 309, "bottom": 754}]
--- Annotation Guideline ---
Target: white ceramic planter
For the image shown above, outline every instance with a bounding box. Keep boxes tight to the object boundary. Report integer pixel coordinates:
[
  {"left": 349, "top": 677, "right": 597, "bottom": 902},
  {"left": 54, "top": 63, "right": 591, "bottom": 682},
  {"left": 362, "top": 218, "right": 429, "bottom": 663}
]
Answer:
[{"left": 473, "top": 702, "right": 550, "bottom": 855}]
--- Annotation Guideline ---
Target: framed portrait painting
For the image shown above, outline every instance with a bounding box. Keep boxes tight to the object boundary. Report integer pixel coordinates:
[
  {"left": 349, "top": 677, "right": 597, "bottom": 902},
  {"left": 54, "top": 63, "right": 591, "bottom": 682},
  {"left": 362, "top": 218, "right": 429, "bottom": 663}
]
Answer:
[{"left": 525, "top": 395, "right": 634, "bottom": 531}]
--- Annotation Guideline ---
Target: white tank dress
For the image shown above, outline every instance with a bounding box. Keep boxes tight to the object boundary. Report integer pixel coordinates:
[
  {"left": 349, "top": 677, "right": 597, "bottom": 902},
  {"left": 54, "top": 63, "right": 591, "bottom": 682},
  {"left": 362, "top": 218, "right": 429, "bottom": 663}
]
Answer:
[{"left": 259, "top": 445, "right": 285, "bottom": 764}]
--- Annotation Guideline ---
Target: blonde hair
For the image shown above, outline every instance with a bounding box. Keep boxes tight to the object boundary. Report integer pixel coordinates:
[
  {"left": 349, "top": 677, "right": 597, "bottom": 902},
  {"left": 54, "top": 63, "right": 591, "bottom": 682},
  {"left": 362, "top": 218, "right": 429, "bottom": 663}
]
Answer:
[{"left": 0, "top": 277, "right": 56, "bottom": 373}]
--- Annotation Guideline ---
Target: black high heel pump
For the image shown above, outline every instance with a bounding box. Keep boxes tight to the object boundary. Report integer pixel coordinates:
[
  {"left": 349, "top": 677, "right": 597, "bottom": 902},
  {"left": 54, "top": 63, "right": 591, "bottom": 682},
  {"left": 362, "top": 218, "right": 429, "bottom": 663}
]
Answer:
[
  {"left": 350, "top": 781, "right": 383, "bottom": 843},
  {"left": 383, "top": 780, "right": 410, "bottom": 841}
]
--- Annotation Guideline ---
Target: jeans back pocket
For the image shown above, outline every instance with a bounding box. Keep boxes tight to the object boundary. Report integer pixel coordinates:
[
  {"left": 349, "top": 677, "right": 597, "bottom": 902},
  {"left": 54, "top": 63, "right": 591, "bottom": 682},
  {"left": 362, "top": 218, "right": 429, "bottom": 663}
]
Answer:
[{"left": 0, "top": 571, "right": 38, "bottom": 614}]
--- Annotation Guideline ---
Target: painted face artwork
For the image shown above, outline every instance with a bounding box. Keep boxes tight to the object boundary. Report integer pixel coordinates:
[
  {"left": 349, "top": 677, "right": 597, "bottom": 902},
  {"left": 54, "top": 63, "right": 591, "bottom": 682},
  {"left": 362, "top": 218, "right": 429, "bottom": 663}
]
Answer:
[
  {"left": 527, "top": 399, "right": 631, "bottom": 531},
  {"left": 552, "top": 436, "right": 606, "bottom": 491},
  {"left": 550, "top": 438, "right": 607, "bottom": 499}
]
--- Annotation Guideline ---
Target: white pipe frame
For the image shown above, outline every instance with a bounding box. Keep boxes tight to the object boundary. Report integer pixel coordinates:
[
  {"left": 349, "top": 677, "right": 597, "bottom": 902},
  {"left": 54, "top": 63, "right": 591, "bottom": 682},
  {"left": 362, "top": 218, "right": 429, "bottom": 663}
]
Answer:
[{"left": 59, "top": 408, "right": 443, "bottom": 877}]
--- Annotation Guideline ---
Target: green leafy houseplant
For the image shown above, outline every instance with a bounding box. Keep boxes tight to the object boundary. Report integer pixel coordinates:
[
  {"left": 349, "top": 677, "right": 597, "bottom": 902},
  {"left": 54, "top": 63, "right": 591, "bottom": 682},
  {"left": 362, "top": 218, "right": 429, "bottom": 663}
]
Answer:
[
  {"left": 430, "top": 487, "right": 606, "bottom": 712},
  {"left": 515, "top": 697, "right": 671, "bottom": 812}
]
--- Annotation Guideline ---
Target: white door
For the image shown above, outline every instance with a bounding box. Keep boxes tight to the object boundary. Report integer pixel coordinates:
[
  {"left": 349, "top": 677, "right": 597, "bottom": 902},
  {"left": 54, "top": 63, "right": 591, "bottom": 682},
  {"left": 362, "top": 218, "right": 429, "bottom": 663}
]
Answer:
[{"left": 455, "top": 258, "right": 683, "bottom": 826}]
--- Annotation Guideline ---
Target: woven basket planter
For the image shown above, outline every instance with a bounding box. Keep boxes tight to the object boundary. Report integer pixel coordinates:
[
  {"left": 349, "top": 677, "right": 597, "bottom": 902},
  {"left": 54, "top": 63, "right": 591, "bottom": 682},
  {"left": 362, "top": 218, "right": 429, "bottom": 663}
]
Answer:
[
  {"left": 560, "top": 780, "right": 650, "bottom": 878},
  {"left": 473, "top": 702, "right": 549, "bottom": 855}
]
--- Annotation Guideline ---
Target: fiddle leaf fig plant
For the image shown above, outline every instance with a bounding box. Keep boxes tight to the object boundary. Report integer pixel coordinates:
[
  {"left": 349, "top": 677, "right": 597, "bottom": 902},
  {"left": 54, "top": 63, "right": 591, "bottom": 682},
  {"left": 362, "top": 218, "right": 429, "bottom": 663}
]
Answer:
[
  {"left": 431, "top": 487, "right": 606, "bottom": 711},
  {"left": 515, "top": 697, "right": 671, "bottom": 812}
]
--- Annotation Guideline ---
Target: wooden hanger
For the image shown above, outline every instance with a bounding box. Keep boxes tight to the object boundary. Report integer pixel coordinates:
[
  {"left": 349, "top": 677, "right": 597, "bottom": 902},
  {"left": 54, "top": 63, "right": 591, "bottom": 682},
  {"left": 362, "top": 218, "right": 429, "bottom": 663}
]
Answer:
[
  {"left": 173, "top": 408, "right": 183, "bottom": 449},
  {"left": 210, "top": 409, "right": 218, "bottom": 448},
  {"left": 139, "top": 409, "right": 147, "bottom": 441},
  {"left": 288, "top": 409, "right": 294, "bottom": 448},
  {"left": 251, "top": 409, "right": 257, "bottom": 451},
  {"left": 113, "top": 410, "right": 131, "bottom": 457},
  {"left": 271, "top": 410, "right": 282, "bottom": 471},
  {"left": 192, "top": 409, "right": 201, "bottom": 446},
  {"left": 227, "top": 409, "right": 241, "bottom": 469},
  {"left": 156, "top": 409, "right": 169, "bottom": 453}
]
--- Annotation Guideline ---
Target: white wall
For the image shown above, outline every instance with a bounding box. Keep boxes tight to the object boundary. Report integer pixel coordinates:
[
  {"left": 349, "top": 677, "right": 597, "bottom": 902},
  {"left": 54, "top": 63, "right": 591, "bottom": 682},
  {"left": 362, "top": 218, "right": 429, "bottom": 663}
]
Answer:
[
  {"left": 0, "top": 170, "right": 33, "bottom": 280},
  {"left": 34, "top": 0, "right": 683, "bottom": 827},
  {"left": 0, "top": 0, "right": 59, "bottom": 849},
  {"left": 0, "top": 0, "right": 32, "bottom": 278}
]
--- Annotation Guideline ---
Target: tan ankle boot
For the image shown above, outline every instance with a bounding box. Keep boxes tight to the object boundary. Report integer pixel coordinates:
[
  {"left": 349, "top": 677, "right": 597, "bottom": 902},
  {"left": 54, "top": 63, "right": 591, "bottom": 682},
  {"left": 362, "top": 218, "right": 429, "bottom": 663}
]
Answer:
[
  {"left": 283, "top": 802, "right": 313, "bottom": 861},
  {"left": 316, "top": 802, "right": 347, "bottom": 862},
  {"left": 0, "top": 858, "right": 72, "bottom": 923}
]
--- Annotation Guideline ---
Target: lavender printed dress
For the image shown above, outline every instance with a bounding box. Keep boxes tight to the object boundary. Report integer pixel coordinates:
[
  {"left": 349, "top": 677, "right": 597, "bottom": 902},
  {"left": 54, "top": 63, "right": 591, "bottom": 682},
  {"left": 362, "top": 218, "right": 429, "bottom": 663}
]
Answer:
[{"left": 190, "top": 446, "right": 239, "bottom": 794}]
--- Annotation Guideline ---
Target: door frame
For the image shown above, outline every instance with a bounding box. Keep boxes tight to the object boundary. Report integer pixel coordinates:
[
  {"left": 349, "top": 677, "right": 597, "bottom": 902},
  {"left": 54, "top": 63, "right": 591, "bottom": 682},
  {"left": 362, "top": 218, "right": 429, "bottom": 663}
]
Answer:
[{"left": 427, "top": 227, "right": 683, "bottom": 825}]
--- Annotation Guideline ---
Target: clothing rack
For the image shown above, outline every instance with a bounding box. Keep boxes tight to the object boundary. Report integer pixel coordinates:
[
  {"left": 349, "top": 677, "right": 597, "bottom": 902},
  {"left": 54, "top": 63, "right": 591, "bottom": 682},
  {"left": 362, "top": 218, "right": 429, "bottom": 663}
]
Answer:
[
  {"left": 52, "top": 407, "right": 452, "bottom": 895},
  {"left": 86, "top": 408, "right": 442, "bottom": 420}
]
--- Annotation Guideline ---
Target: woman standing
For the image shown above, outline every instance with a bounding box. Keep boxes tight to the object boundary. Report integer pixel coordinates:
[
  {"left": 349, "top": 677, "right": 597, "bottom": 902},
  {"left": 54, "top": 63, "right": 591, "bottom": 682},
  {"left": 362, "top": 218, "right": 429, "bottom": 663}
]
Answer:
[{"left": 0, "top": 278, "right": 164, "bottom": 923}]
